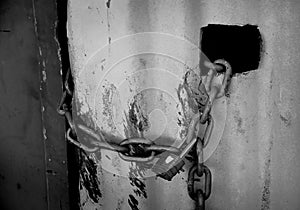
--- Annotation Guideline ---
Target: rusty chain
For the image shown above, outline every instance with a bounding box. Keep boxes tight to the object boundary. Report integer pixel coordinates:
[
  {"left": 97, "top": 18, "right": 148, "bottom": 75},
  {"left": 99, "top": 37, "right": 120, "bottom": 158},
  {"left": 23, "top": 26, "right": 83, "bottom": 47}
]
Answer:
[
  {"left": 57, "top": 70, "right": 210, "bottom": 162},
  {"left": 188, "top": 164, "right": 212, "bottom": 210},
  {"left": 57, "top": 69, "right": 183, "bottom": 162},
  {"left": 187, "top": 59, "right": 232, "bottom": 209},
  {"left": 58, "top": 59, "right": 232, "bottom": 210},
  {"left": 200, "top": 59, "right": 232, "bottom": 123}
]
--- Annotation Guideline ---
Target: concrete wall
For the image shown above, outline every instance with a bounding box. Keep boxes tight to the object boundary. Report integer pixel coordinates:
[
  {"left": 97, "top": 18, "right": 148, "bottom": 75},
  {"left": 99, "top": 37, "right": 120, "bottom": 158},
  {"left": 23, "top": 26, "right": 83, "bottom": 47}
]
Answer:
[{"left": 68, "top": 0, "right": 300, "bottom": 209}]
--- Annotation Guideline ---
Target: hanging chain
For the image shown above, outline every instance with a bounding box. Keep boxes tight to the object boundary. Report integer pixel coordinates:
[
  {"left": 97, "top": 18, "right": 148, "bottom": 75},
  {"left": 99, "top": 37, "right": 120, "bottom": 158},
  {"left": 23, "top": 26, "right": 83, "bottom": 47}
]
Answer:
[
  {"left": 57, "top": 59, "right": 232, "bottom": 210},
  {"left": 187, "top": 59, "right": 232, "bottom": 209}
]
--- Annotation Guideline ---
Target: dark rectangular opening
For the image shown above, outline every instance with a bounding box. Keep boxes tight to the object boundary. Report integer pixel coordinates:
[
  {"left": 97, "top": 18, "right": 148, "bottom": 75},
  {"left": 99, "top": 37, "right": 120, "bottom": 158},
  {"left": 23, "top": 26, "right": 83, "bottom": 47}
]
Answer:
[{"left": 200, "top": 24, "right": 262, "bottom": 75}]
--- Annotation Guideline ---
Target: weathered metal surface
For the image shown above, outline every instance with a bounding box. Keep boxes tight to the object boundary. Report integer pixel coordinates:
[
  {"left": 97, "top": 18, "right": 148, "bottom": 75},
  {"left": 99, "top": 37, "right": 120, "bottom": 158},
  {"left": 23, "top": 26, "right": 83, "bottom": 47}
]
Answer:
[
  {"left": 68, "top": 0, "right": 300, "bottom": 210},
  {"left": 32, "top": 0, "right": 70, "bottom": 209},
  {"left": 0, "top": 0, "right": 69, "bottom": 209}
]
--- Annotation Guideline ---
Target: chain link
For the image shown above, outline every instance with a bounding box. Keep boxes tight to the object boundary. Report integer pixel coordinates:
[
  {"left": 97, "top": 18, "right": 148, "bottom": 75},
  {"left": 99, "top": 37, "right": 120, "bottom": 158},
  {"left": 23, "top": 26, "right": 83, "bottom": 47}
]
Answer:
[
  {"left": 66, "top": 128, "right": 99, "bottom": 152},
  {"left": 188, "top": 165, "right": 212, "bottom": 209},
  {"left": 58, "top": 60, "right": 232, "bottom": 210},
  {"left": 57, "top": 68, "right": 196, "bottom": 161},
  {"left": 77, "top": 122, "right": 181, "bottom": 160},
  {"left": 188, "top": 59, "right": 232, "bottom": 209}
]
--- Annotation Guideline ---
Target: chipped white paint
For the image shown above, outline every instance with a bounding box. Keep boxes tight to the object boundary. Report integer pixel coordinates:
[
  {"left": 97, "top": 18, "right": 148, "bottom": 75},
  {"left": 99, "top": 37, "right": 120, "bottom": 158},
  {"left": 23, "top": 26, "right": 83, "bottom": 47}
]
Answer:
[{"left": 68, "top": 0, "right": 300, "bottom": 210}]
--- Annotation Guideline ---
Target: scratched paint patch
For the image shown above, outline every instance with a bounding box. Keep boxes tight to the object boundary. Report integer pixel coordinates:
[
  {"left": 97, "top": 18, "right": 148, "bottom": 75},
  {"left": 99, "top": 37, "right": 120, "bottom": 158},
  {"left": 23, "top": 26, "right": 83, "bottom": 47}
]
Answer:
[
  {"left": 123, "top": 93, "right": 149, "bottom": 138},
  {"left": 116, "top": 198, "right": 124, "bottom": 210},
  {"left": 176, "top": 68, "right": 205, "bottom": 140},
  {"left": 71, "top": 31, "right": 227, "bottom": 179},
  {"left": 261, "top": 136, "right": 273, "bottom": 210},
  {"left": 101, "top": 83, "right": 119, "bottom": 133},
  {"left": 129, "top": 164, "right": 148, "bottom": 199},
  {"left": 128, "top": 194, "right": 139, "bottom": 210},
  {"left": 74, "top": 32, "right": 203, "bottom": 143},
  {"left": 79, "top": 151, "right": 102, "bottom": 203}
]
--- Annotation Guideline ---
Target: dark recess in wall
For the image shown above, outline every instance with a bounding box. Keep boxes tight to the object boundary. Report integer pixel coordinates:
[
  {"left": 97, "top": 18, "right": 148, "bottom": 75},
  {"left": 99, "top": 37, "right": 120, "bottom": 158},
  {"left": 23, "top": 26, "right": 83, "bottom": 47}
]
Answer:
[
  {"left": 56, "top": 1, "right": 80, "bottom": 209},
  {"left": 200, "top": 24, "right": 262, "bottom": 75}
]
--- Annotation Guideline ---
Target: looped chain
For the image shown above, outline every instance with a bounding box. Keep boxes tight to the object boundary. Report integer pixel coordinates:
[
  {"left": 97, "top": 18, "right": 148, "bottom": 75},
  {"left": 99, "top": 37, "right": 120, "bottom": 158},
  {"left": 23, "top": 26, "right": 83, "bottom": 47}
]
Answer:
[
  {"left": 67, "top": 123, "right": 180, "bottom": 162},
  {"left": 58, "top": 60, "right": 232, "bottom": 210},
  {"left": 188, "top": 59, "right": 232, "bottom": 209},
  {"left": 57, "top": 73, "right": 188, "bottom": 162},
  {"left": 56, "top": 64, "right": 225, "bottom": 161}
]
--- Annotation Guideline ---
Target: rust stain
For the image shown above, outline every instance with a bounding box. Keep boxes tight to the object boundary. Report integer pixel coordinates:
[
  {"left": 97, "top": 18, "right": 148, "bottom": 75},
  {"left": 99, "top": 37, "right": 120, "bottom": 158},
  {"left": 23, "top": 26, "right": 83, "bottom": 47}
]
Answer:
[
  {"left": 176, "top": 83, "right": 189, "bottom": 139},
  {"left": 76, "top": 88, "right": 94, "bottom": 126},
  {"left": 123, "top": 93, "right": 149, "bottom": 138},
  {"left": 261, "top": 136, "right": 273, "bottom": 210},
  {"left": 176, "top": 69, "right": 203, "bottom": 140},
  {"left": 106, "top": 0, "right": 111, "bottom": 46},
  {"left": 128, "top": 162, "right": 149, "bottom": 180},
  {"left": 128, "top": 194, "right": 139, "bottom": 210},
  {"left": 280, "top": 111, "right": 292, "bottom": 127},
  {"left": 128, "top": 171, "right": 147, "bottom": 199},
  {"left": 123, "top": 112, "right": 138, "bottom": 139},
  {"left": 79, "top": 151, "right": 102, "bottom": 203},
  {"left": 106, "top": 0, "right": 112, "bottom": 8},
  {"left": 139, "top": 58, "right": 146, "bottom": 67},
  {"left": 234, "top": 110, "right": 246, "bottom": 134},
  {"left": 127, "top": 163, "right": 149, "bottom": 209},
  {"left": 116, "top": 198, "right": 124, "bottom": 210},
  {"left": 129, "top": 100, "right": 149, "bottom": 133},
  {"left": 102, "top": 83, "right": 118, "bottom": 132},
  {"left": 130, "top": 177, "right": 147, "bottom": 199}
]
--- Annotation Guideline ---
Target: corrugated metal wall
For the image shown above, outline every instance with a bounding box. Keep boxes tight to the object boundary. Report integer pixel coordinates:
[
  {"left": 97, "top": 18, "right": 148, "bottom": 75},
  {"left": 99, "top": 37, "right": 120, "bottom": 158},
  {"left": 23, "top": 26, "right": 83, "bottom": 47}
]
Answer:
[
  {"left": 1, "top": 0, "right": 299, "bottom": 210},
  {"left": 68, "top": 0, "right": 300, "bottom": 209}
]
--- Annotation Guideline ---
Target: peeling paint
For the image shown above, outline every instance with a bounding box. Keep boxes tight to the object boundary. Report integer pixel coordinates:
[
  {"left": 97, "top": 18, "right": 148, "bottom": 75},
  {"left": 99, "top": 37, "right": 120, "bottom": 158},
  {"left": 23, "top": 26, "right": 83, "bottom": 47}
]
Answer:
[
  {"left": 31, "top": 1, "right": 51, "bottom": 208},
  {"left": 116, "top": 198, "right": 124, "bottom": 210},
  {"left": 234, "top": 110, "right": 246, "bottom": 134},
  {"left": 124, "top": 94, "right": 149, "bottom": 138},
  {"left": 42, "top": 70, "right": 47, "bottom": 82},
  {"left": 106, "top": 0, "right": 111, "bottom": 45},
  {"left": 176, "top": 69, "right": 203, "bottom": 140},
  {"left": 68, "top": 0, "right": 300, "bottom": 209},
  {"left": 280, "top": 111, "right": 292, "bottom": 127},
  {"left": 106, "top": 0, "right": 111, "bottom": 9},
  {"left": 101, "top": 83, "right": 119, "bottom": 134},
  {"left": 53, "top": 18, "right": 62, "bottom": 73},
  {"left": 77, "top": 87, "right": 92, "bottom": 115},
  {"left": 43, "top": 127, "right": 47, "bottom": 140},
  {"left": 261, "top": 137, "right": 273, "bottom": 210},
  {"left": 79, "top": 151, "right": 102, "bottom": 203},
  {"left": 128, "top": 194, "right": 139, "bottom": 210},
  {"left": 129, "top": 169, "right": 147, "bottom": 199}
]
